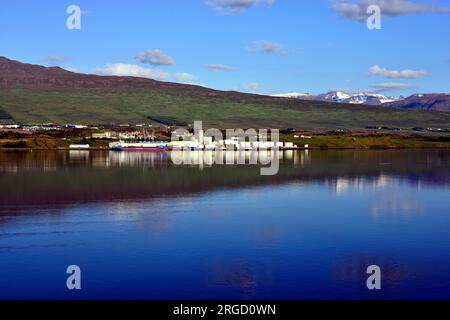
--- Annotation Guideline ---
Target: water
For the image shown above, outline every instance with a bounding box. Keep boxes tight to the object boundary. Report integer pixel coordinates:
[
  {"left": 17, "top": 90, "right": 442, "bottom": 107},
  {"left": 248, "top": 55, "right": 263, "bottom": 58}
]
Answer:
[{"left": 0, "top": 149, "right": 449, "bottom": 300}]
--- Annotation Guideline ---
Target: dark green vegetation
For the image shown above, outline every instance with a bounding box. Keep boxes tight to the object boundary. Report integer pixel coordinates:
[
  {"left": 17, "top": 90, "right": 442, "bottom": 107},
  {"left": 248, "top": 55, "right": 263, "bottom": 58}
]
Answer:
[
  {"left": 0, "top": 128, "right": 110, "bottom": 149},
  {"left": 0, "top": 141, "right": 28, "bottom": 148},
  {"left": 0, "top": 106, "right": 13, "bottom": 124},
  {"left": 280, "top": 132, "right": 450, "bottom": 149},
  {"left": 148, "top": 116, "right": 188, "bottom": 126},
  {"left": 1, "top": 86, "right": 450, "bottom": 130}
]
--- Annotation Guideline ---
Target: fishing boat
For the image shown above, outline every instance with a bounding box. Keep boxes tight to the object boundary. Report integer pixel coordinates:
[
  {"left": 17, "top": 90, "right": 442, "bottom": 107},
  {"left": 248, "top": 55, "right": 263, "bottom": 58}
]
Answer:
[{"left": 109, "top": 141, "right": 168, "bottom": 152}]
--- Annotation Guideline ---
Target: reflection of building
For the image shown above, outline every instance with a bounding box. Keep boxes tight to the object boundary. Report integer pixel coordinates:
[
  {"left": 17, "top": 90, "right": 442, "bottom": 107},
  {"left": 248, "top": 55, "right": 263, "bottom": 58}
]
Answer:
[
  {"left": 69, "top": 144, "right": 90, "bottom": 149},
  {"left": 169, "top": 149, "right": 296, "bottom": 169},
  {"left": 69, "top": 150, "right": 90, "bottom": 160},
  {"left": 292, "top": 149, "right": 310, "bottom": 167},
  {"left": 170, "top": 131, "right": 297, "bottom": 151}
]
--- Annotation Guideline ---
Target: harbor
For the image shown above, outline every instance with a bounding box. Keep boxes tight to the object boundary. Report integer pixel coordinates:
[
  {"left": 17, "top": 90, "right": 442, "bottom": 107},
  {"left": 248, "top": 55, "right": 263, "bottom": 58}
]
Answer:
[
  {"left": 3, "top": 125, "right": 450, "bottom": 151},
  {"left": 107, "top": 138, "right": 300, "bottom": 153}
]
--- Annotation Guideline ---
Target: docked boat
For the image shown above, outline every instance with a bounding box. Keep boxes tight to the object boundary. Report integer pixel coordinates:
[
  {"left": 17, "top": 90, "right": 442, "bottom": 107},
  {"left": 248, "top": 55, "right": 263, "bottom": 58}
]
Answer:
[{"left": 109, "top": 141, "right": 168, "bottom": 152}]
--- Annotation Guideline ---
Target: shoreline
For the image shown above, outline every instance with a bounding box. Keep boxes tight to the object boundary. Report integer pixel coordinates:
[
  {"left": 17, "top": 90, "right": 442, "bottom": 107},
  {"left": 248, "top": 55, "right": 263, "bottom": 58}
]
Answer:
[
  {"left": 2, "top": 129, "right": 450, "bottom": 151},
  {"left": 2, "top": 146, "right": 450, "bottom": 152}
]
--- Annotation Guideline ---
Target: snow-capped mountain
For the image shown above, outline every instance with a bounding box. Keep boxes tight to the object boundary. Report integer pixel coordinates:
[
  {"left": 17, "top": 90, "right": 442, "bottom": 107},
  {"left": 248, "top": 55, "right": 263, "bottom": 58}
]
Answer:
[
  {"left": 317, "top": 91, "right": 352, "bottom": 102},
  {"left": 331, "top": 92, "right": 401, "bottom": 105},
  {"left": 273, "top": 90, "right": 402, "bottom": 105}
]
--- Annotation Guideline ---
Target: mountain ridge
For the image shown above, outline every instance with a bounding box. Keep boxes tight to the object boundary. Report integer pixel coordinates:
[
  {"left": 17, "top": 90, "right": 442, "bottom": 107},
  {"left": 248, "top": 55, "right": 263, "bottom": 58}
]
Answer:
[
  {"left": 1, "top": 56, "right": 450, "bottom": 129},
  {"left": 0, "top": 56, "right": 221, "bottom": 95},
  {"left": 273, "top": 90, "right": 450, "bottom": 112}
]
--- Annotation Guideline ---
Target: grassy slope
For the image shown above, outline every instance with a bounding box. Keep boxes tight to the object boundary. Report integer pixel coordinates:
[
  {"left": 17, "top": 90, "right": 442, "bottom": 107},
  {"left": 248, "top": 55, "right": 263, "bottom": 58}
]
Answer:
[
  {"left": 1, "top": 86, "right": 450, "bottom": 129},
  {"left": 280, "top": 133, "right": 450, "bottom": 149}
]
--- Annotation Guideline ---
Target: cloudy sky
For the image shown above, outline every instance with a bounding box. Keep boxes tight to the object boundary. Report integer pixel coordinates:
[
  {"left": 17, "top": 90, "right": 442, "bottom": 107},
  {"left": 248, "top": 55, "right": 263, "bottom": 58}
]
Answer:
[{"left": 1, "top": 0, "right": 449, "bottom": 96}]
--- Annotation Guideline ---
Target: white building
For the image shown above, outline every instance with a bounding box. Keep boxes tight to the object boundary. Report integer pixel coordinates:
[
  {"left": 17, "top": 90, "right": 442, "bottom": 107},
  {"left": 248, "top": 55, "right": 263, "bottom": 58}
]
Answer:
[{"left": 69, "top": 144, "right": 90, "bottom": 149}]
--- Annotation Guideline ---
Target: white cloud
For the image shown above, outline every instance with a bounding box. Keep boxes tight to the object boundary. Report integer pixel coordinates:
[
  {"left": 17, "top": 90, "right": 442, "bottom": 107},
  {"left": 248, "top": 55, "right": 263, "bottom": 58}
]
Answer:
[
  {"left": 368, "top": 65, "right": 428, "bottom": 79},
  {"left": 173, "top": 72, "right": 197, "bottom": 82},
  {"left": 203, "top": 64, "right": 237, "bottom": 71},
  {"left": 95, "top": 63, "right": 168, "bottom": 80},
  {"left": 242, "top": 82, "right": 260, "bottom": 93},
  {"left": 135, "top": 49, "right": 175, "bottom": 66},
  {"left": 44, "top": 55, "right": 69, "bottom": 65},
  {"left": 371, "top": 82, "right": 415, "bottom": 91},
  {"left": 332, "top": 0, "right": 450, "bottom": 21},
  {"left": 248, "top": 40, "right": 286, "bottom": 55},
  {"left": 208, "top": 0, "right": 274, "bottom": 13},
  {"left": 62, "top": 67, "right": 81, "bottom": 73}
]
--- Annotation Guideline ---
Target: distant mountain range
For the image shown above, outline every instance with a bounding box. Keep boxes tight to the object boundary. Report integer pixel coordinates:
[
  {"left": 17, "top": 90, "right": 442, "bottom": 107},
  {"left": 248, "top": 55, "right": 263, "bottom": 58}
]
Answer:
[
  {"left": 384, "top": 94, "right": 450, "bottom": 112},
  {"left": 273, "top": 91, "right": 450, "bottom": 112},
  {"left": 1, "top": 56, "right": 449, "bottom": 129}
]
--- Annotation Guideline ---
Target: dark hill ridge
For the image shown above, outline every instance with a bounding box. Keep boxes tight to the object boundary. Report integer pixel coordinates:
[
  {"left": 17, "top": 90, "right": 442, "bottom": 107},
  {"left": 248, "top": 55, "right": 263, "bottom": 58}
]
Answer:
[
  {"left": 0, "top": 56, "right": 450, "bottom": 129},
  {"left": 0, "top": 56, "right": 299, "bottom": 108},
  {"left": 0, "top": 56, "right": 217, "bottom": 94},
  {"left": 386, "top": 94, "right": 450, "bottom": 112},
  {"left": 0, "top": 56, "right": 273, "bottom": 102}
]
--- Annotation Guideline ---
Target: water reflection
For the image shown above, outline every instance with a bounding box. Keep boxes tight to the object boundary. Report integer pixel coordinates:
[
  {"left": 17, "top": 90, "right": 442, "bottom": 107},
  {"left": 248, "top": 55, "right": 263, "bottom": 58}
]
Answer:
[
  {"left": 0, "top": 150, "right": 449, "bottom": 208},
  {"left": 0, "top": 150, "right": 308, "bottom": 171},
  {"left": 0, "top": 150, "right": 449, "bottom": 299},
  {"left": 369, "top": 193, "right": 424, "bottom": 217}
]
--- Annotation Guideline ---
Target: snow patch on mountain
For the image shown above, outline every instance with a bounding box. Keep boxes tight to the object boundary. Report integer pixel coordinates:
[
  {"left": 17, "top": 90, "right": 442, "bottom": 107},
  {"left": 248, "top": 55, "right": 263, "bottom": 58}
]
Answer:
[{"left": 273, "top": 90, "right": 402, "bottom": 105}]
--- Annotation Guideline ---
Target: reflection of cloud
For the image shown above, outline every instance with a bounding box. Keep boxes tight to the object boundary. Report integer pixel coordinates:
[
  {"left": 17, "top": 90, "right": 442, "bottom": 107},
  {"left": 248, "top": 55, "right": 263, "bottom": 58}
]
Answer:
[
  {"left": 108, "top": 202, "right": 138, "bottom": 219},
  {"left": 330, "top": 175, "right": 392, "bottom": 194},
  {"left": 370, "top": 194, "right": 424, "bottom": 217},
  {"left": 106, "top": 200, "right": 174, "bottom": 234}
]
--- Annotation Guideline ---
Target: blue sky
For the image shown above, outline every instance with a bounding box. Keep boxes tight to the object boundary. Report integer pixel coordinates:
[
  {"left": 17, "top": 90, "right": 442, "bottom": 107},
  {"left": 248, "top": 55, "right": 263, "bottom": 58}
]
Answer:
[{"left": 1, "top": 0, "right": 449, "bottom": 96}]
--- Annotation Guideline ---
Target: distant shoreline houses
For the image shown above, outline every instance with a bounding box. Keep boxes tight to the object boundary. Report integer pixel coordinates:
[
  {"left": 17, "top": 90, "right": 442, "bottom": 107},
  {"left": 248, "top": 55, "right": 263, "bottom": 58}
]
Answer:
[
  {"left": 169, "top": 129, "right": 298, "bottom": 151},
  {"left": 1, "top": 122, "right": 449, "bottom": 134},
  {"left": 1, "top": 122, "right": 449, "bottom": 151}
]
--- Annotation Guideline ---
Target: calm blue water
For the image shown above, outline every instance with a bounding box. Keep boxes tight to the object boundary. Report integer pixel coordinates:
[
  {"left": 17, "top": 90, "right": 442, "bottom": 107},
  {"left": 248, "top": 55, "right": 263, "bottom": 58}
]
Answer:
[{"left": 0, "top": 150, "right": 449, "bottom": 299}]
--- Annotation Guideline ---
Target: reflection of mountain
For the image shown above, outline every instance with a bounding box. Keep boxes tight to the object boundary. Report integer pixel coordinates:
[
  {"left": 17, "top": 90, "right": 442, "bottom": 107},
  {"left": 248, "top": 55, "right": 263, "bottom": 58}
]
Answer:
[{"left": 0, "top": 150, "right": 449, "bottom": 208}]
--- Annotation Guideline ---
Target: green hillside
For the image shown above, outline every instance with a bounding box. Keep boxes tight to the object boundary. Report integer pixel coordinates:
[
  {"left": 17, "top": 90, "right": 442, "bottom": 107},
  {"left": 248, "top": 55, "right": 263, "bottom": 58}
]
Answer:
[{"left": 1, "top": 86, "right": 450, "bottom": 129}]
